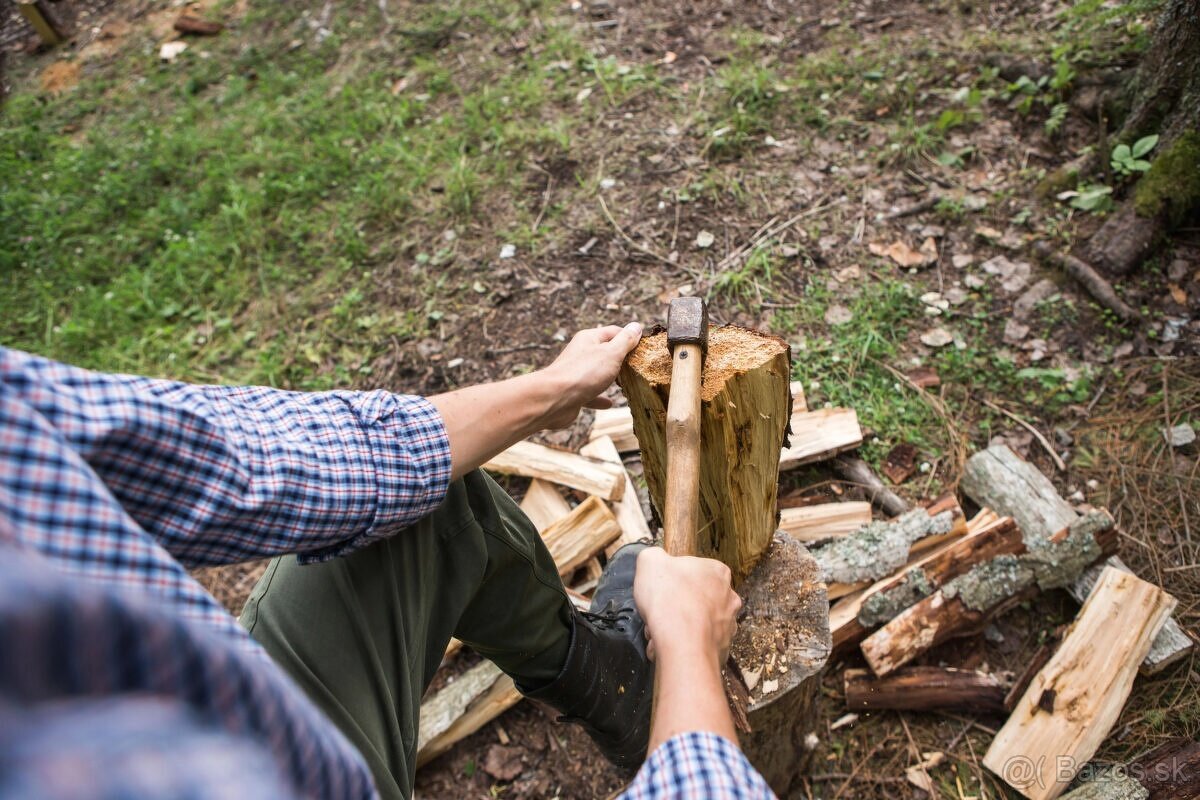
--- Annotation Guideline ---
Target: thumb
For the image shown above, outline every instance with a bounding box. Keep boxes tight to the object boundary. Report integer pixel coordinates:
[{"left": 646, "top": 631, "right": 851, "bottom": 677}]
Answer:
[{"left": 606, "top": 321, "right": 643, "bottom": 355}]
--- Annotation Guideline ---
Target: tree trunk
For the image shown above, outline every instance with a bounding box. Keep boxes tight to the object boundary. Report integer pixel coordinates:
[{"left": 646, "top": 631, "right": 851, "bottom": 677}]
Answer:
[
  {"left": 618, "top": 325, "right": 792, "bottom": 583},
  {"left": 1084, "top": 0, "right": 1200, "bottom": 276}
]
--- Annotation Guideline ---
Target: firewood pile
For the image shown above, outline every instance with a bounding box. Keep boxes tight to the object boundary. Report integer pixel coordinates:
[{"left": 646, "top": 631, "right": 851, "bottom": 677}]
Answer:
[{"left": 417, "top": 328, "right": 1195, "bottom": 800}]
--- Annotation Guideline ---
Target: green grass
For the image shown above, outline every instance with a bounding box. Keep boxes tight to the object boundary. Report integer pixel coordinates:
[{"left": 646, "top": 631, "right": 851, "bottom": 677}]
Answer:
[{"left": 0, "top": 0, "right": 652, "bottom": 387}]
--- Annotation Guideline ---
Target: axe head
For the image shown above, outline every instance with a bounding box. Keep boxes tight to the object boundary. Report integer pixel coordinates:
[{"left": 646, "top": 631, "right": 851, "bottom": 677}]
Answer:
[{"left": 666, "top": 296, "right": 708, "bottom": 353}]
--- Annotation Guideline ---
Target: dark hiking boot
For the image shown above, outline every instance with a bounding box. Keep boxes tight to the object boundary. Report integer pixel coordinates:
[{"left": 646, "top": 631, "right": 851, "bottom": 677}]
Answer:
[{"left": 520, "top": 542, "right": 654, "bottom": 769}]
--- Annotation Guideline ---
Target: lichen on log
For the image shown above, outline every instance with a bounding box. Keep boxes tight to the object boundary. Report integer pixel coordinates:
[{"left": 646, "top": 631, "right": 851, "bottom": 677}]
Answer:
[
  {"left": 813, "top": 508, "right": 954, "bottom": 586},
  {"left": 858, "top": 568, "right": 935, "bottom": 627}
]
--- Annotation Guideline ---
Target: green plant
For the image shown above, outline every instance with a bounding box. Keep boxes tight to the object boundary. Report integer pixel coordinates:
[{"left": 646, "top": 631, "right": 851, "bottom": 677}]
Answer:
[
  {"left": 1059, "top": 183, "right": 1115, "bottom": 213},
  {"left": 1111, "top": 134, "right": 1159, "bottom": 176}
]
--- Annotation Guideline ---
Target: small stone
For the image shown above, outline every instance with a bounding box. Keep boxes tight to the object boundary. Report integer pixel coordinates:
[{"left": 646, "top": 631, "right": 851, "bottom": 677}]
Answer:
[
  {"left": 964, "top": 274, "right": 986, "bottom": 289},
  {"left": 1003, "top": 319, "right": 1030, "bottom": 343},
  {"left": 499, "top": 243, "right": 516, "bottom": 259},
  {"left": 1013, "top": 279, "right": 1058, "bottom": 320},
  {"left": 952, "top": 253, "right": 975, "bottom": 269},
  {"left": 695, "top": 230, "right": 715, "bottom": 249},
  {"left": 824, "top": 304, "right": 854, "bottom": 326},
  {"left": 963, "top": 194, "right": 988, "bottom": 211},
  {"left": 920, "top": 327, "right": 954, "bottom": 347},
  {"left": 835, "top": 265, "right": 862, "bottom": 282},
  {"left": 1165, "top": 424, "right": 1196, "bottom": 448},
  {"left": 159, "top": 41, "right": 188, "bottom": 61},
  {"left": 945, "top": 287, "right": 969, "bottom": 305},
  {"left": 1068, "top": 490, "right": 1085, "bottom": 503},
  {"left": 599, "top": 177, "right": 616, "bottom": 189}
]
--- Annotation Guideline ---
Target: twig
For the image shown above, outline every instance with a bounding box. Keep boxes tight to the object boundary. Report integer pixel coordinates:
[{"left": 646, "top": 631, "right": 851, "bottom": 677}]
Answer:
[
  {"left": 982, "top": 398, "right": 1067, "bottom": 472},
  {"left": 532, "top": 175, "right": 554, "bottom": 232},
  {"left": 713, "top": 196, "right": 839, "bottom": 274},
  {"left": 877, "top": 193, "right": 941, "bottom": 222},
  {"left": 485, "top": 342, "right": 555, "bottom": 356},
  {"left": 597, "top": 194, "right": 675, "bottom": 267},
  {"left": 1161, "top": 365, "right": 1192, "bottom": 540}
]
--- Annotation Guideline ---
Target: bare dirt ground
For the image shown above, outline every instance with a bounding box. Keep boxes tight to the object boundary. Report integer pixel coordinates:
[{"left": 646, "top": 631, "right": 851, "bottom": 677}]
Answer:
[{"left": 6, "top": 0, "right": 1198, "bottom": 797}]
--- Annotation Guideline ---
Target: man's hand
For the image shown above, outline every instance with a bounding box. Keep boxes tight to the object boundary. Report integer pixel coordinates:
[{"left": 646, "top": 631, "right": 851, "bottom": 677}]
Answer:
[
  {"left": 634, "top": 547, "right": 742, "bottom": 664},
  {"left": 538, "top": 322, "right": 643, "bottom": 430},
  {"left": 633, "top": 546, "right": 744, "bottom": 752},
  {"left": 428, "top": 322, "right": 642, "bottom": 480}
]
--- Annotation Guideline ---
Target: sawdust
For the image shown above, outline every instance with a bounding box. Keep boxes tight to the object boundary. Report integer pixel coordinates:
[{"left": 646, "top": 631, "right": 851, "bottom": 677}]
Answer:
[{"left": 625, "top": 325, "right": 790, "bottom": 402}]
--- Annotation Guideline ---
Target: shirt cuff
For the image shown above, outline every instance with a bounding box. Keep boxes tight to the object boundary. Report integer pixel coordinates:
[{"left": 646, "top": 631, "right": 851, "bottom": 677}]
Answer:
[
  {"left": 298, "top": 392, "right": 451, "bottom": 563},
  {"left": 622, "top": 731, "right": 776, "bottom": 799}
]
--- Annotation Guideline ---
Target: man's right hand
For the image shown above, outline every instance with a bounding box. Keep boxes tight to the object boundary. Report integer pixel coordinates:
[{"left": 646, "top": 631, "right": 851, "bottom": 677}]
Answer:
[{"left": 633, "top": 547, "right": 742, "bottom": 664}]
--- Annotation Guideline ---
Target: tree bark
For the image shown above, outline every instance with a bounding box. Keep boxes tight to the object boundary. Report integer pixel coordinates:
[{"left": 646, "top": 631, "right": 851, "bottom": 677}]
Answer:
[
  {"left": 1084, "top": 0, "right": 1200, "bottom": 276},
  {"left": 618, "top": 325, "right": 792, "bottom": 583}
]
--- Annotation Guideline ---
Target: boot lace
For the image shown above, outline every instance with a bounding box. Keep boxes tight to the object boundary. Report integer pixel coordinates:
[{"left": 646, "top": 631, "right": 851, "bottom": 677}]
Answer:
[{"left": 579, "top": 599, "right": 632, "bottom": 631}]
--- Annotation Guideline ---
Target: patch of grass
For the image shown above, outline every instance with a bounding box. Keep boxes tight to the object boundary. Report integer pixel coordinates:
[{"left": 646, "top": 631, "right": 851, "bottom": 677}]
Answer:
[{"left": 0, "top": 0, "right": 604, "bottom": 386}]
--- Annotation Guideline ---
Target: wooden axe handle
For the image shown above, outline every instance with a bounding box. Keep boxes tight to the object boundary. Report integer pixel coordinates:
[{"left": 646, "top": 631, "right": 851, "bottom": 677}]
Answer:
[{"left": 663, "top": 342, "right": 702, "bottom": 556}]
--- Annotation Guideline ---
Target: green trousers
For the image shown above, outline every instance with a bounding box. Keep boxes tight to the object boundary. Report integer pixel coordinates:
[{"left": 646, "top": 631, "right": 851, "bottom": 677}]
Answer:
[{"left": 240, "top": 470, "right": 573, "bottom": 800}]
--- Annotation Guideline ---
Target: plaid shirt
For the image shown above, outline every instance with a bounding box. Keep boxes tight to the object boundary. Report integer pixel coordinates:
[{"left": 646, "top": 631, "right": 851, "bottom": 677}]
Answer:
[{"left": 0, "top": 346, "right": 774, "bottom": 799}]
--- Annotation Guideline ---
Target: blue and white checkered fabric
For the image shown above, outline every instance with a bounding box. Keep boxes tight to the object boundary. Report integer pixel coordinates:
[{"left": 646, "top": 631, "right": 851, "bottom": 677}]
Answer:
[{"left": 0, "top": 345, "right": 774, "bottom": 799}]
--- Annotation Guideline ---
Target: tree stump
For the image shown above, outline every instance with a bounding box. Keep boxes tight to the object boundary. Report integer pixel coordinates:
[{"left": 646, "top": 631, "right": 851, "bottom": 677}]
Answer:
[
  {"left": 731, "top": 532, "right": 830, "bottom": 796},
  {"left": 617, "top": 325, "right": 791, "bottom": 583}
]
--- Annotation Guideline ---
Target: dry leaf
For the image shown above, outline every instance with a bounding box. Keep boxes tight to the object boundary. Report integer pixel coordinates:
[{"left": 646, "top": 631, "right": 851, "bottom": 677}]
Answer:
[
  {"left": 482, "top": 744, "right": 525, "bottom": 781},
  {"left": 1168, "top": 283, "right": 1187, "bottom": 304},
  {"left": 869, "top": 239, "right": 937, "bottom": 268}
]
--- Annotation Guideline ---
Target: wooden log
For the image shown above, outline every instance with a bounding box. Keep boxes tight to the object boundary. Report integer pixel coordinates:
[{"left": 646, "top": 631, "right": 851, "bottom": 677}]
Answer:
[
  {"left": 539, "top": 496, "right": 621, "bottom": 577},
  {"left": 779, "top": 408, "right": 863, "bottom": 470},
  {"left": 587, "top": 407, "right": 640, "bottom": 453},
  {"left": 962, "top": 445, "right": 1192, "bottom": 675},
  {"left": 588, "top": 381, "right": 808, "bottom": 455},
  {"left": 830, "top": 511, "right": 1019, "bottom": 653},
  {"left": 779, "top": 502, "right": 873, "bottom": 543},
  {"left": 832, "top": 455, "right": 911, "bottom": 517},
  {"left": 861, "top": 510, "right": 1118, "bottom": 676},
  {"left": 983, "top": 567, "right": 1177, "bottom": 800},
  {"left": 813, "top": 497, "right": 964, "bottom": 600},
  {"left": 618, "top": 325, "right": 791, "bottom": 582},
  {"left": 417, "top": 661, "right": 519, "bottom": 767},
  {"left": 730, "top": 533, "right": 831, "bottom": 795},
  {"left": 844, "top": 666, "right": 1008, "bottom": 714},
  {"left": 578, "top": 435, "right": 652, "bottom": 554},
  {"left": 1071, "top": 556, "right": 1194, "bottom": 676},
  {"left": 484, "top": 440, "right": 625, "bottom": 501},
  {"left": 519, "top": 478, "right": 572, "bottom": 532}
]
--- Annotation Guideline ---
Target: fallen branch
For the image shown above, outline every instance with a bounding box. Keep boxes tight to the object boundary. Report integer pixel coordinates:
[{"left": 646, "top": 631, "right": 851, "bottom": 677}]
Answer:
[
  {"left": 832, "top": 455, "right": 911, "bottom": 517},
  {"left": 1033, "top": 240, "right": 1140, "bottom": 322}
]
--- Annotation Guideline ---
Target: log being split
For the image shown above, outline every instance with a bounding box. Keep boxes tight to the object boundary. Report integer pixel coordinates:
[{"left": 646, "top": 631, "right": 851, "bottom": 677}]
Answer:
[
  {"left": 812, "top": 494, "right": 966, "bottom": 600},
  {"left": 588, "top": 381, "right": 809, "bottom": 455},
  {"left": 484, "top": 440, "right": 625, "bottom": 500},
  {"left": 984, "top": 567, "right": 1176, "bottom": 800},
  {"left": 861, "top": 509, "right": 1117, "bottom": 676},
  {"left": 844, "top": 666, "right": 1008, "bottom": 715},
  {"left": 962, "top": 445, "right": 1193, "bottom": 675},
  {"left": 618, "top": 325, "right": 792, "bottom": 582},
  {"left": 831, "top": 513, "right": 1023, "bottom": 653}
]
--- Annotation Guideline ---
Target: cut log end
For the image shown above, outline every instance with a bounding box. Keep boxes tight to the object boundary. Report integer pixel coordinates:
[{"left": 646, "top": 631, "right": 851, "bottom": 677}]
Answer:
[{"left": 624, "top": 325, "right": 791, "bottom": 403}]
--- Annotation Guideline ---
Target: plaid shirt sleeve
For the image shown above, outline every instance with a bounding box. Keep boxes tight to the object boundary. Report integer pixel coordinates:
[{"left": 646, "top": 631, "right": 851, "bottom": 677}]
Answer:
[
  {"left": 0, "top": 347, "right": 451, "bottom": 567},
  {"left": 619, "top": 732, "right": 777, "bottom": 799}
]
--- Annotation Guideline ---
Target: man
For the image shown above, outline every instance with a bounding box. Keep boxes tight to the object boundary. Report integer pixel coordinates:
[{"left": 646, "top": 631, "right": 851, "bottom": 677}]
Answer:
[{"left": 0, "top": 325, "right": 774, "bottom": 799}]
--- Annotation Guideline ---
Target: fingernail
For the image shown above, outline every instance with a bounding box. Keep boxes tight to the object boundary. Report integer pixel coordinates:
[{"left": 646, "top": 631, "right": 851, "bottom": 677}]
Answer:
[{"left": 625, "top": 321, "right": 643, "bottom": 338}]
